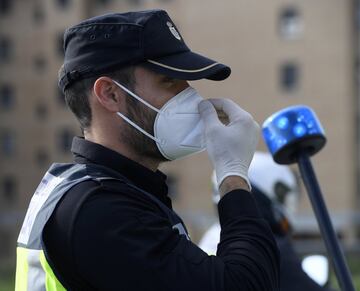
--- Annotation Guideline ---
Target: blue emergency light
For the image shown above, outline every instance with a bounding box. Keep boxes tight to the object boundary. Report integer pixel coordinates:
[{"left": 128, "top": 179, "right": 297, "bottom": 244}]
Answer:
[
  {"left": 262, "top": 105, "right": 355, "bottom": 291},
  {"left": 262, "top": 105, "right": 326, "bottom": 165}
]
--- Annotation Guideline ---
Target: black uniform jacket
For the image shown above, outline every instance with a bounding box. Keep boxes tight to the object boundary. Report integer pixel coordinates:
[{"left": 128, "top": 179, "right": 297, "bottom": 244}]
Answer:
[{"left": 43, "top": 137, "right": 279, "bottom": 290}]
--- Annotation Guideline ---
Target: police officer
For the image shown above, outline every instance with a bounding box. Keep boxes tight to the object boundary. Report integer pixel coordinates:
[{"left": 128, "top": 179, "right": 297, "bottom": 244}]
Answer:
[
  {"left": 200, "top": 152, "right": 333, "bottom": 291},
  {"left": 15, "top": 10, "right": 279, "bottom": 290}
]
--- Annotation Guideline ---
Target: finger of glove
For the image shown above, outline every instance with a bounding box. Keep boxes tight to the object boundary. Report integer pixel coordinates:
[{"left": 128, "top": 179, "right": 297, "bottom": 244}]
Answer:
[
  {"left": 198, "top": 100, "right": 221, "bottom": 127},
  {"left": 207, "top": 98, "right": 251, "bottom": 123}
]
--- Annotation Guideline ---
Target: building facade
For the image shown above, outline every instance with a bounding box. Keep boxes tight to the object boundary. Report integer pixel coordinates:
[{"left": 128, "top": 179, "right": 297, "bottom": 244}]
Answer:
[{"left": 0, "top": 0, "right": 358, "bottom": 271}]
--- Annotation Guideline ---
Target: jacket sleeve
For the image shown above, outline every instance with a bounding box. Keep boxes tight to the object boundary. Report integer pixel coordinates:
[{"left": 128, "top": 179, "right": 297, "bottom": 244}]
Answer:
[{"left": 72, "top": 188, "right": 280, "bottom": 291}]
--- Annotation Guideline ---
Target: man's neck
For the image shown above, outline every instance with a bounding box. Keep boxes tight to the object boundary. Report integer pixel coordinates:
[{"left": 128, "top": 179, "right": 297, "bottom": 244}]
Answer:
[{"left": 84, "top": 133, "right": 160, "bottom": 172}]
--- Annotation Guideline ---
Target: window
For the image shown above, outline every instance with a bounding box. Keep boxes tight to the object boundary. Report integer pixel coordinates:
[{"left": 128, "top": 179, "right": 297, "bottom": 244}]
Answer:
[
  {"left": 57, "top": 84, "right": 66, "bottom": 106},
  {"left": 279, "top": 7, "right": 303, "bottom": 40},
  {"left": 33, "top": 3, "right": 45, "bottom": 24},
  {"left": 127, "top": 0, "right": 143, "bottom": 5},
  {"left": 0, "top": 0, "right": 11, "bottom": 15},
  {"left": 280, "top": 62, "right": 300, "bottom": 92},
  {"left": 56, "top": 0, "right": 70, "bottom": 9},
  {"left": 0, "top": 84, "right": 15, "bottom": 110},
  {"left": 0, "top": 229, "right": 13, "bottom": 258},
  {"left": 357, "top": 6, "right": 360, "bottom": 29},
  {"left": 35, "top": 102, "right": 48, "bottom": 120},
  {"left": 0, "top": 37, "right": 11, "bottom": 63},
  {"left": 0, "top": 130, "right": 15, "bottom": 156},
  {"left": 33, "top": 55, "right": 47, "bottom": 73},
  {"left": 98, "top": 0, "right": 111, "bottom": 5},
  {"left": 35, "top": 149, "right": 49, "bottom": 167},
  {"left": 2, "top": 175, "right": 17, "bottom": 204},
  {"left": 57, "top": 32, "right": 64, "bottom": 57},
  {"left": 57, "top": 128, "right": 73, "bottom": 153}
]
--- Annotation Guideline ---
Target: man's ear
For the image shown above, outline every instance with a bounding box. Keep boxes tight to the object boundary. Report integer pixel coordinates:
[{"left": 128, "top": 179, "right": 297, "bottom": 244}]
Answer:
[{"left": 93, "top": 77, "right": 125, "bottom": 112}]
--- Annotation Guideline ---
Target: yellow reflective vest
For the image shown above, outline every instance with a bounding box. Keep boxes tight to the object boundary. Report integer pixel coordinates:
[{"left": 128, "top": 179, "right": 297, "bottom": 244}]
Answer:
[
  {"left": 15, "top": 164, "right": 119, "bottom": 290},
  {"left": 15, "top": 163, "right": 190, "bottom": 290}
]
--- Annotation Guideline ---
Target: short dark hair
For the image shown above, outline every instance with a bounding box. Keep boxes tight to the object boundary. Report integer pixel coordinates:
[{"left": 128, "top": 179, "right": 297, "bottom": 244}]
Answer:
[{"left": 58, "top": 65, "right": 135, "bottom": 131}]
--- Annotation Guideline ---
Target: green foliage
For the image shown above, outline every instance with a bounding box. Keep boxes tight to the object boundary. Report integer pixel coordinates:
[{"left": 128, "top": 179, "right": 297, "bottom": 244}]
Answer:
[{"left": 328, "top": 255, "right": 360, "bottom": 290}]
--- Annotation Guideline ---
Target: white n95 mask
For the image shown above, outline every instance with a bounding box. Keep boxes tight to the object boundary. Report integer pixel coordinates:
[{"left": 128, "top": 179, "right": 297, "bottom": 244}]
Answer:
[{"left": 112, "top": 80, "right": 206, "bottom": 160}]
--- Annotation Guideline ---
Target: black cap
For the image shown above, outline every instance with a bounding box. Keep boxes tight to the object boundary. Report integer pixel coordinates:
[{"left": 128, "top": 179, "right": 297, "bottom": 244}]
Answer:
[{"left": 59, "top": 9, "right": 231, "bottom": 92}]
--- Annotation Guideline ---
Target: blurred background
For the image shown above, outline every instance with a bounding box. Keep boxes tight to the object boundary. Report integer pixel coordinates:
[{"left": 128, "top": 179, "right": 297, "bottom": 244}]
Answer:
[{"left": 1, "top": 0, "right": 360, "bottom": 289}]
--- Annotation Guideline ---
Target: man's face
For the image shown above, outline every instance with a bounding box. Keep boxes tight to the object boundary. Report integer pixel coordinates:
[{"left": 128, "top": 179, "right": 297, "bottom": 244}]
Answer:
[{"left": 121, "top": 66, "right": 189, "bottom": 160}]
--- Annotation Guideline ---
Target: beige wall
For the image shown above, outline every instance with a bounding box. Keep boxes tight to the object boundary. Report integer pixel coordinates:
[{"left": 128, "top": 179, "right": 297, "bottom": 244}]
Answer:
[{"left": 0, "top": 0, "right": 357, "bottom": 255}]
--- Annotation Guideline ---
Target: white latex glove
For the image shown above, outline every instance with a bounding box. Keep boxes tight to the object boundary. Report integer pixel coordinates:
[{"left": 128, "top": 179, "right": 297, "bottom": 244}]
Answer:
[{"left": 198, "top": 98, "right": 260, "bottom": 189}]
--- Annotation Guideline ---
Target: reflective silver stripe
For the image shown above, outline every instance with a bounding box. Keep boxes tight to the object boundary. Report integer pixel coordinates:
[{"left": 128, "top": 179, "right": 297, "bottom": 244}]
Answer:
[
  {"left": 173, "top": 223, "right": 190, "bottom": 240},
  {"left": 16, "top": 162, "right": 191, "bottom": 289},
  {"left": 147, "top": 59, "right": 220, "bottom": 73},
  {"left": 16, "top": 163, "right": 138, "bottom": 290},
  {"left": 18, "top": 163, "right": 191, "bottom": 248},
  {"left": 27, "top": 249, "right": 46, "bottom": 291},
  {"left": 18, "top": 173, "right": 64, "bottom": 247},
  {"left": 26, "top": 175, "right": 93, "bottom": 249}
]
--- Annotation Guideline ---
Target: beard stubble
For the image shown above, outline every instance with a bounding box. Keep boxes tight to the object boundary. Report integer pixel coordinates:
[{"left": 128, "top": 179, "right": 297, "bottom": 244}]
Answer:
[{"left": 120, "top": 95, "right": 167, "bottom": 162}]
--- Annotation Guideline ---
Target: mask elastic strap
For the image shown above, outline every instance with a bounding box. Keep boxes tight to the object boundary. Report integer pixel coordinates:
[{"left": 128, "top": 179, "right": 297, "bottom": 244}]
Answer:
[
  {"left": 112, "top": 79, "right": 161, "bottom": 113},
  {"left": 116, "top": 112, "right": 163, "bottom": 145}
]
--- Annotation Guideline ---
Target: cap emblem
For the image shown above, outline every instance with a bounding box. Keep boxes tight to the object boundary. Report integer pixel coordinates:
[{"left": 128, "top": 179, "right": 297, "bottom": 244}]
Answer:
[{"left": 167, "top": 21, "right": 181, "bottom": 41}]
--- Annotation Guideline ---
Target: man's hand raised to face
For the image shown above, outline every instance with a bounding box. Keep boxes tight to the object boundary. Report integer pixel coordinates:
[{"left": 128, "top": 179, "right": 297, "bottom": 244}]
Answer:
[{"left": 199, "top": 98, "right": 260, "bottom": 197}]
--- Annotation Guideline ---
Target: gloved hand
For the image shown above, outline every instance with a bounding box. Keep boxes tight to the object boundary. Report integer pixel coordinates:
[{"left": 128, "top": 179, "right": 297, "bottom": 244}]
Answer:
[{"left": 198, "top": 98, "right": 260, "bottom": 190}]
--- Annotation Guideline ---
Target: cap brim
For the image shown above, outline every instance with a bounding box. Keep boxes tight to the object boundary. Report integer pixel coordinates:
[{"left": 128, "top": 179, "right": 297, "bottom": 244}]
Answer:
[{"left": 143, "top": 51, "right": 231, "bottom": 81}]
